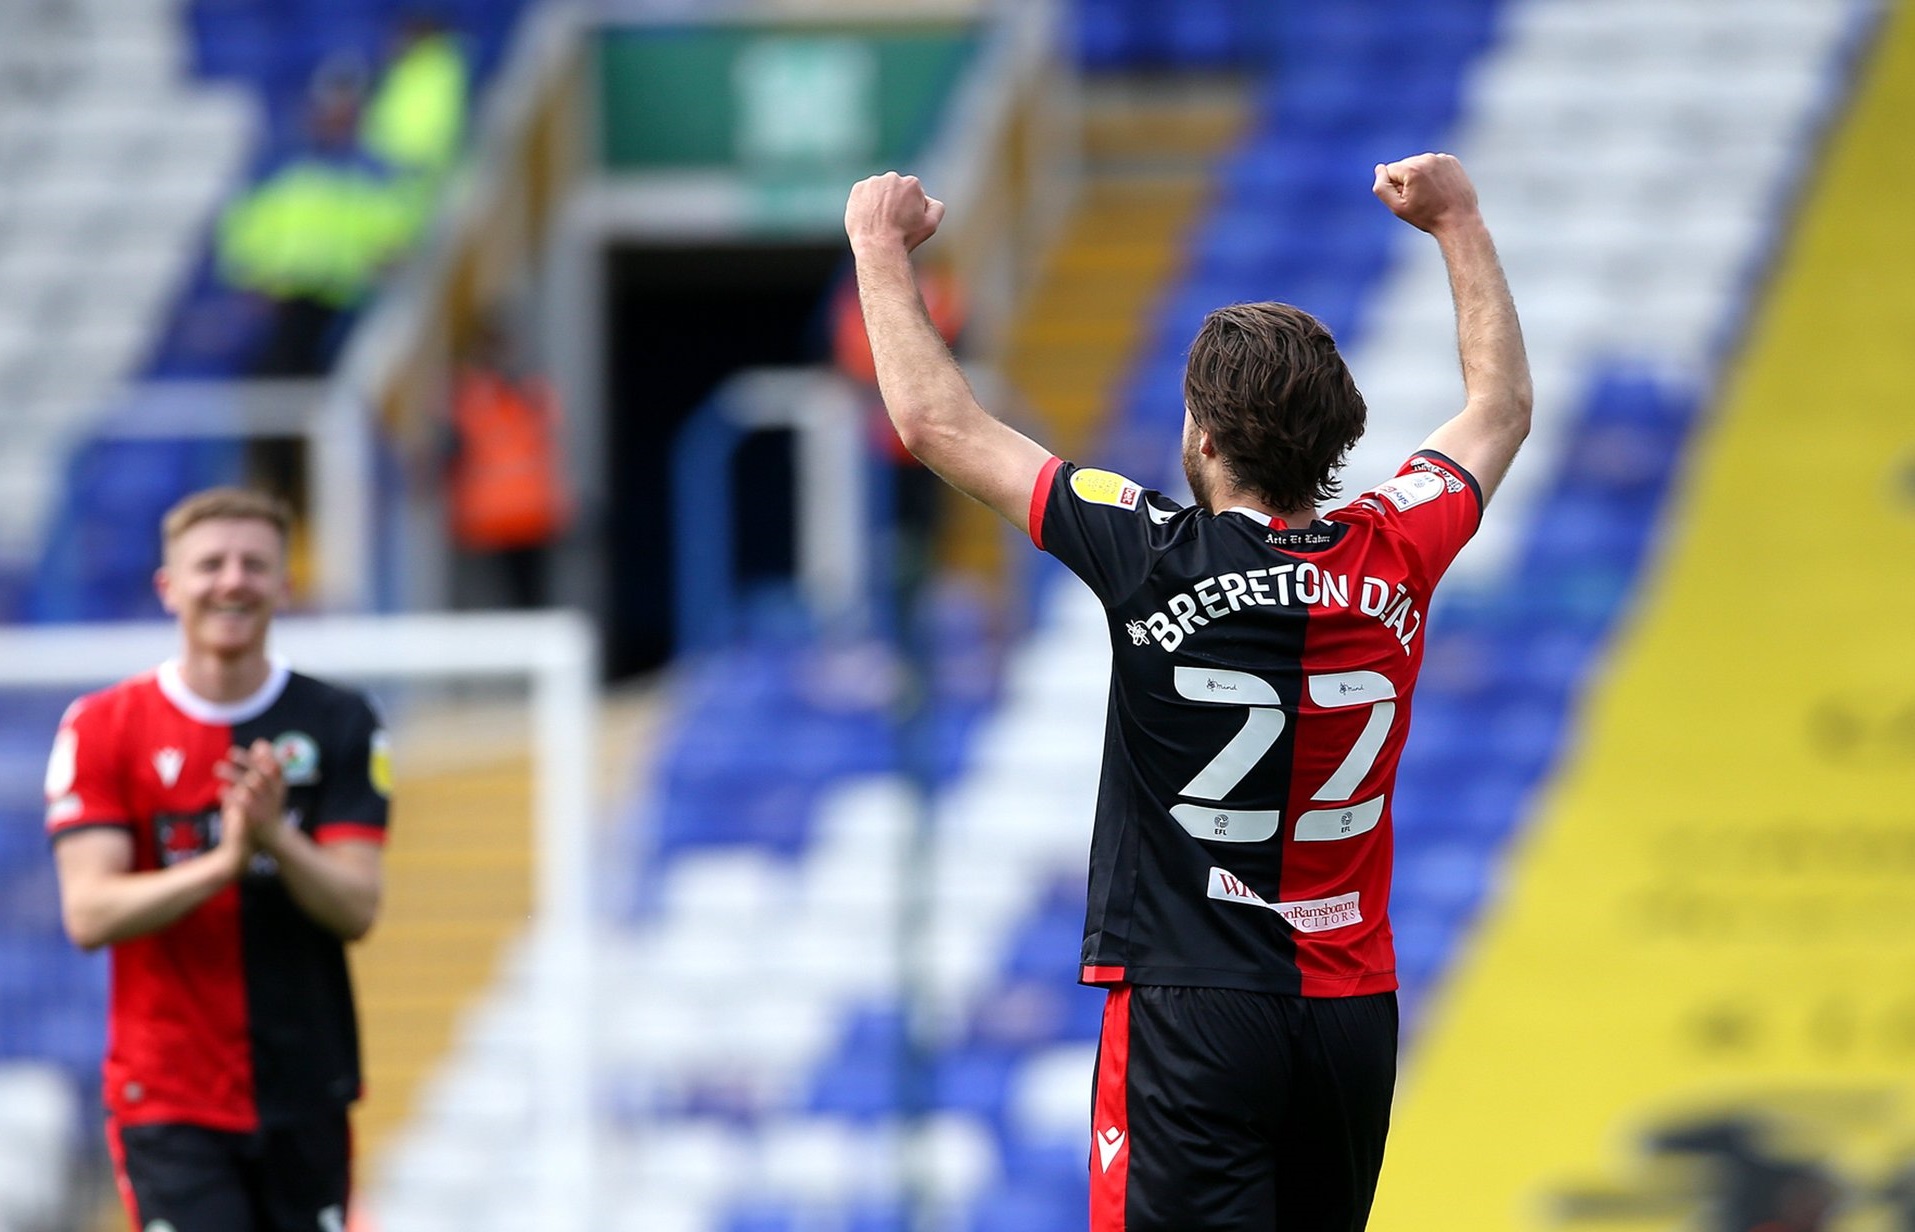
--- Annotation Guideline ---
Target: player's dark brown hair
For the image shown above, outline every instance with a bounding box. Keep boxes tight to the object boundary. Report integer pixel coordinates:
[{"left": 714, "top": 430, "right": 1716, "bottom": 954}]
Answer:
[
  {"left": 162, "top": 488, "right": 293, "bottom": 551},
  {"left": 1183, "top": 302, "right": 1368, "bottom": 512}
]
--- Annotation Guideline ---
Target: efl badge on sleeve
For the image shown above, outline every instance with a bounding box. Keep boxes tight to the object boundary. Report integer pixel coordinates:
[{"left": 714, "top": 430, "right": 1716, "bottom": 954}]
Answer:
[
  {"left": 369, "top": 730, "right": 393, "bottom": 797},
  {"left": 1070, "top": 468, "right": 1144, "bottom": 510},
  {"left": 1373, "top": 471, "right": 1445, "bottom": 512}
]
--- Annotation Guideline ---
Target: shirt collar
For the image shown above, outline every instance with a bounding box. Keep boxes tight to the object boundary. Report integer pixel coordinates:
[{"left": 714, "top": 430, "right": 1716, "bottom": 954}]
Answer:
[{"left": 157, "top": 655, "right": 291, "bottom": 725}]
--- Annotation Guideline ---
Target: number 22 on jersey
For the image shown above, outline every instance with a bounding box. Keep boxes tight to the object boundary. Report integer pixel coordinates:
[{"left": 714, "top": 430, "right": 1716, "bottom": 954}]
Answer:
[{"left": 1168, "top": 666, "right": 1396, "bottom": 844}]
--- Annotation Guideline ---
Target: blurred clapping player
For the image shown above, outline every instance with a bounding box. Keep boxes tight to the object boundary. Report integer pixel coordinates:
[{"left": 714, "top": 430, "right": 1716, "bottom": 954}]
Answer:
[{"left": 44, "top": 488, "right": 391, "bottom": 1232}]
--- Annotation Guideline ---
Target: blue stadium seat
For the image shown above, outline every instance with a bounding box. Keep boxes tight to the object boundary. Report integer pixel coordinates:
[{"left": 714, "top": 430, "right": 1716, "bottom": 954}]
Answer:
[
  {"left": 963, "top": 1182, "right": 1086, "bottom": 1232},
  {"left": 1162, "top": 0, "right": 1243, "bottom": 67},
  {"left": 722, "top": 1205, "right": 801, "bottom": 1232},
  {"left": 929, "top": 1045, "right": 1016, "bottom": 1123},
  {"left": 1391, "top": 907, "right": 1459, "bottom": 987},
  {"left": 0, "top": 1001, "right": 103, "bottom": 1080},
  {"left": 1437, "top": 765, "right": 1534, "bottom": 843},
  {"left": 651, "top": 781, "right": 819, "bottom": 857},
  {"left": 1001, "top": 902, "right": 1089, "bottom": 985},
  {"left": 843, "top": 1201, "right": 911, "bottom": 1232},
  {"left": 1395, "top": 843, "right": 1491, "bottom": 920},
  {"left": 0, "top": 870, "right": 65, "bottom": 940},
  {"left": 805, "top": 1007, "right": 910, "bottom": 1120},
  {"left": 970, "top": 976, "right": 1104, "bottom": 1051}
]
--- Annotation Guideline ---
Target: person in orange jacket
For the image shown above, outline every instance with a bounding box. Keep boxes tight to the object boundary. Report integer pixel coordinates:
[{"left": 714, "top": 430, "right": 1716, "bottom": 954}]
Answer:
[{"left": 446, "top": 317, "right": 572, "bottom": 607}]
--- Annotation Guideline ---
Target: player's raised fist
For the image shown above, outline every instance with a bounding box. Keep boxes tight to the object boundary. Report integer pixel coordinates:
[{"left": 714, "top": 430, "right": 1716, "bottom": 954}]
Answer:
[
  {"left": 845, "top": 171, "right": 946, "bottom": 255},
  {"left": 1372, "top": 153, "right": 1479, "bottom": 234}
]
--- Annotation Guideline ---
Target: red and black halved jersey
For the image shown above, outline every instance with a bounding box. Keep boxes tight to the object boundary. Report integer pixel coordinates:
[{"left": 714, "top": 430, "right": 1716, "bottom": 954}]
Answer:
[
  {"left": 44, "top": 660, "right": 390, "bottom": 1131},
  {"left": 1032, "top": 452, "right": 1481, "bottom": 997}
]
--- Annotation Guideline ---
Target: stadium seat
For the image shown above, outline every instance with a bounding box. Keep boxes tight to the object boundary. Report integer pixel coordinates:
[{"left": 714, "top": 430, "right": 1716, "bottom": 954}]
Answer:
[
  {"left": 843, "top": 1201, "right": 911, "bottom": 1232},
  {"left": 963, "top": 1180, "right": 1086, "bottom": 1232},
  {"left": 806, "top": 1051, "right": 905, "bottom": 1122},
  {"left": 721, "top": 1206, "right": 801, "bottom": 1232},
  {"left": 0, "top": 1063, "right": 80, "bottom": 1231},
  {"left": 929, "top": 1045, "right": 1017, "bottom": 1124}
]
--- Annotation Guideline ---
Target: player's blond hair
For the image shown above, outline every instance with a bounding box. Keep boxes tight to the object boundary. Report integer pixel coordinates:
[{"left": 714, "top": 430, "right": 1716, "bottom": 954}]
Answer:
[{"left": 161, "top": 487, "right": 293, "bottom": 551}]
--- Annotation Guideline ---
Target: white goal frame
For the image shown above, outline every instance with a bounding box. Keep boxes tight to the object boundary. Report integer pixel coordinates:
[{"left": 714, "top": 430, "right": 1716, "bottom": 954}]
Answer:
[{"left": 0, "top": 611, "right": 600, "bottom": 1229}]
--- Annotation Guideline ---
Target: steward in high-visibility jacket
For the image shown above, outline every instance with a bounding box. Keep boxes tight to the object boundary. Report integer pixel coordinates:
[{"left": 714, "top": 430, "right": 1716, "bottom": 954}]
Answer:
[
  {"left": 447, "top": 366, "right": 573, "bottom": 552},
  {"left": 216, "top": 148, "right": 414, "bottom": 311},
  {"left": 361, "top": 25, "right": 468, "bottom": 177}
]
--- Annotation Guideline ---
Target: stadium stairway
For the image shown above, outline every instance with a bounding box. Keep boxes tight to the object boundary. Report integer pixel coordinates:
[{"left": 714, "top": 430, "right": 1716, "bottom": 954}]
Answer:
[
  {"left": 941, "top": 74, "right": 1250, "bottom": 584},
  {"left": 351, "top": 712, "right": 536, "bottom": 1163}
]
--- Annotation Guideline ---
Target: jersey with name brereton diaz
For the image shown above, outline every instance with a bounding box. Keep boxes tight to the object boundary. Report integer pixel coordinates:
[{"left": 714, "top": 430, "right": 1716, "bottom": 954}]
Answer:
[
  {"left": 43, "top": 659, "right": 390, "bottom": 1131},
  {"left": 1031, "top": 450, "right": 1481, "bottom": 997}
]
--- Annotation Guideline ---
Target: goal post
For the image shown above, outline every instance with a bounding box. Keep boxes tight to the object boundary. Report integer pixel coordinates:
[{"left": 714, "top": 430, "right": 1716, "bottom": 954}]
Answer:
[{"left": 0, "top": 611, "right": 601, "bottom": 1230}]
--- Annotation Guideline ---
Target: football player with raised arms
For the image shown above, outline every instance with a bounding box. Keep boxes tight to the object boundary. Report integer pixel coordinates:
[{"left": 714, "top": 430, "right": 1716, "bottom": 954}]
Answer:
[
  {"left": 45, "top": 487, "right": 390, "bottom": 1232},
  {"left": 844, "top": 153, "right": 1530, "bottom": 1230}
]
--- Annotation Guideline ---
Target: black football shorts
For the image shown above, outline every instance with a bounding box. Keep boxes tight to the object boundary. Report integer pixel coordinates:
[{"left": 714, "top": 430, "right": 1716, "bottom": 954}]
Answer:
[
  {"left": 108, "top": 1109, "right": 351, "bottom": 1232},
  {"left": 1091, "top": 984, "right": 1398, "bottom": 1231}
]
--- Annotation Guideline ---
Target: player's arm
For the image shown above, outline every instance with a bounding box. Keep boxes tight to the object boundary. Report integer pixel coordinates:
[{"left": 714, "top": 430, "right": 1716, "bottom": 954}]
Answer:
[
  {"left": 846, "top": 172, "right": 1052, "bottom": 535},
  {"left": 53, "top": 821, "right": 252, "bottom": 951},
  {"left": 1373, "top": 153, "right": 1533, "bottom": 503},
  {"left": 222, "top": 741, "right": 383, "bottom": 941}
]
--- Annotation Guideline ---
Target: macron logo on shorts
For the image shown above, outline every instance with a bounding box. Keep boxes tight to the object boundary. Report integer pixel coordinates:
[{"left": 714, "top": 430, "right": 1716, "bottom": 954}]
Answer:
[{"left": 1097, "top": 1126, "right": 1126, "bottom": 1172}]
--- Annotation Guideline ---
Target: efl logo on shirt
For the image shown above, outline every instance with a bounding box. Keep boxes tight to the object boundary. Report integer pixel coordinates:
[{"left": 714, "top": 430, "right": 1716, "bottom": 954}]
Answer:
[{"left": 1070, "top": 468, "right": 1143, "bottom": 510}]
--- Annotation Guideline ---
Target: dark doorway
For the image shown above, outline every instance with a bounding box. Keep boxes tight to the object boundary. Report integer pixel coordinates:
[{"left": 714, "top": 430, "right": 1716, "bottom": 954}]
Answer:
[{"left": 603, "top": 241, "right": 847, "bottom": 677}]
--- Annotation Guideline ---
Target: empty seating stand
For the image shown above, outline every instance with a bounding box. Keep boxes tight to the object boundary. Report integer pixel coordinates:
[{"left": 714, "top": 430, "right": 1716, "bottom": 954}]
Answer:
[
  {"left": 369, "top": 1, "right": 1869, "bottom": 1228},
  {"left": 0, "top": 0, "right": 253, "bottom": 606}
]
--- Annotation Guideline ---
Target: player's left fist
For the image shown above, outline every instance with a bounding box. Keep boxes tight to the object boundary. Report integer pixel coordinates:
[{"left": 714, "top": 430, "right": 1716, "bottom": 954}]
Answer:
[
  {"left": 1372, "top": 152, "right": 1479, "bottom": 235},
  {"left": 845, "top": 172, "right": 946, "bottom": 254}
]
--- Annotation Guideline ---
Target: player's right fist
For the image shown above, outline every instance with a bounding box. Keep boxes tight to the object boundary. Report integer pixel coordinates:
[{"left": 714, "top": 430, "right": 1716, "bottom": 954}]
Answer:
[
  {"left": 845, "top": 172, "right": 946, "bottom": 255},
  {"left": 1372, "top": 153, "right": 1479, "bottom": 235}
]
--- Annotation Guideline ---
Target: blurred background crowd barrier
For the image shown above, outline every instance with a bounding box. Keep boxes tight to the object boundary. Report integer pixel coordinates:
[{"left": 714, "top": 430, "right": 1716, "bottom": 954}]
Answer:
[{"left": 0, "top": 0, "right": 1910, "bottom": 1230}]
